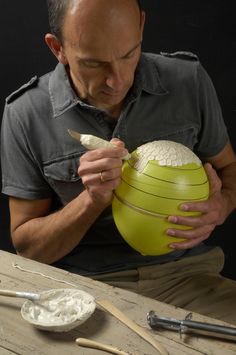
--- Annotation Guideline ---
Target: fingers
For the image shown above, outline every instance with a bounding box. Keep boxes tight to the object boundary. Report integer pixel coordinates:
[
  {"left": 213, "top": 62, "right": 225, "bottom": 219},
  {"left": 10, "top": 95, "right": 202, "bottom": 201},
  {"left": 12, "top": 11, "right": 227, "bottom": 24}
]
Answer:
[
  {"left": 79, "top": 146, "right": 124, "bottom": 171},
  {"left": 166, "top": 199, "right": 219, "bottom": 250},
  {"left": 168, "top": 210, "right": 212, "bottom": 227},
  {"left": 166, "top": 193, "right": 221, "bottom": 250},
  {"left": 165, "top": 191, "right": 227, "bottom": 250},
  {"left": 169, "top": 231, "right": 212, "bottom": 250},
  {"left": 167, "top": 222, "right": 215, "bottom": 250},
  {"left": 80, "top": 145, "right": 128, "bottom": 162},
  {"left": 167, "top": 223, "right": 214, "bottom": 239},
  {"left": 78, "top": 142, "right": 127, "bottom": 205},
  {"left": 85, "top": 177, "right": 122, "bottom": 193},
  {"left": 81, "top": 167, "right": 122, "bottom": 186},
  {"left": 178, "top": 200, "right": 210, "bottom": 214},
  {"left": 178, "top": 164, "right": 222, "bottom": 214}
]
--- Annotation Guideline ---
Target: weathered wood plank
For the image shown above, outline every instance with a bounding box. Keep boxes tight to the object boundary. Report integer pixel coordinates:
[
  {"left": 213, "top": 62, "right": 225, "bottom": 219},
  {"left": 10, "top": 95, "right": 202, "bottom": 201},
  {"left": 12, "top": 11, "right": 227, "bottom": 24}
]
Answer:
[{"left": 0, "top": 250, "right": 235, "bottom": 355}]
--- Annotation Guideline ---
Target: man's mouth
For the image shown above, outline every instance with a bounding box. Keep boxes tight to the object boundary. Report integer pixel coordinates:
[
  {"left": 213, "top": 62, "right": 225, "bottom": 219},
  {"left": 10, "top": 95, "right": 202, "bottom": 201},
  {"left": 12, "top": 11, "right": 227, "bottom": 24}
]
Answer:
[{"left": 102, "top": 90, "right": 122, "bottom": 96}]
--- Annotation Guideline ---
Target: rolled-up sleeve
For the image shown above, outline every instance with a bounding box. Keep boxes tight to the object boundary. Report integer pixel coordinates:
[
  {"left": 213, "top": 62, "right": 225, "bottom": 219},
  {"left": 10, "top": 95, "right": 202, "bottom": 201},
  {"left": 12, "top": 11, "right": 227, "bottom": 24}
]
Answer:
[
  {"left": 195, "top": 63, "right": 229, "bottom": 158},
  {"left": 1, "top": 103, "right": 53, "bottom": 199}
]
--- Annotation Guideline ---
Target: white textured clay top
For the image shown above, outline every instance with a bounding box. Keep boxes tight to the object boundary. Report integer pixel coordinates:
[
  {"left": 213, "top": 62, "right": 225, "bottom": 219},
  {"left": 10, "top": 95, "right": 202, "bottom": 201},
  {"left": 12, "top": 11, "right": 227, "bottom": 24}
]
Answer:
[
  {"left": 22, "top": 289, "right": 95, "bottom": 326},
  {"left": 134, "top": 140, "right": 201, "bottom": 172}
]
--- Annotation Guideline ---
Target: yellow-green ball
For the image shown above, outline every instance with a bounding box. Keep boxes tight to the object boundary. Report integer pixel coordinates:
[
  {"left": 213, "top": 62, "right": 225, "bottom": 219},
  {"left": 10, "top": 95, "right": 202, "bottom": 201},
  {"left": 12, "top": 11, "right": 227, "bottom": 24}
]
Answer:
[{"left": 112, "top": 140, "right": 209, "bottom": 256}]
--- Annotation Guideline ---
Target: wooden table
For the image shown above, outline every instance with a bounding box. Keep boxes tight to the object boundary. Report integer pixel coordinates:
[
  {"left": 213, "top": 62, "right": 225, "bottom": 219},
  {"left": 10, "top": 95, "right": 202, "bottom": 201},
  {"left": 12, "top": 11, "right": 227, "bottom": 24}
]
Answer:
[{"left": 0, "top": 250, "right": 236, "bottom": 355}]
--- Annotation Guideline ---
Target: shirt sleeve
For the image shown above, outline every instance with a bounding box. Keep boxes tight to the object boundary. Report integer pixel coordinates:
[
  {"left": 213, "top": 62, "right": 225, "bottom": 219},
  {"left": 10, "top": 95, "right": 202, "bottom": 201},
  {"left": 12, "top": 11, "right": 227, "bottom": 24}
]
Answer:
[
  {"left": 195, "top": 63, "right": 229, "bottom": 159},
  {"left": 1, "top": 103, "right": 53, "bottom": 199}
]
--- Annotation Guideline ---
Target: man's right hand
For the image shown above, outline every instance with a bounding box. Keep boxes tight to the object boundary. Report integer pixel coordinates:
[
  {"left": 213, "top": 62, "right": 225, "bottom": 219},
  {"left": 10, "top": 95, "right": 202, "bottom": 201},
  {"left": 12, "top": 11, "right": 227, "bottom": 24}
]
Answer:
[{"left": 78, "top": 138, "right": 128, "bottom": 206}]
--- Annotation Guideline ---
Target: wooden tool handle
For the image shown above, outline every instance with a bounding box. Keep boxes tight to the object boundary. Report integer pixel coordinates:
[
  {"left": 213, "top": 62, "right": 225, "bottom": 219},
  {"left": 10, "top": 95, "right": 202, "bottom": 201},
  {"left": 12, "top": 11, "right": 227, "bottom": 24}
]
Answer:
[
  {"left": 97, "top": 300, "right": 169, "bottom": 355},
  {"left": 76, "top": 338, "right": 129, "bottom": 355},
  {"left": 0, "top": 289, "right": 18, "bottom": 297}
]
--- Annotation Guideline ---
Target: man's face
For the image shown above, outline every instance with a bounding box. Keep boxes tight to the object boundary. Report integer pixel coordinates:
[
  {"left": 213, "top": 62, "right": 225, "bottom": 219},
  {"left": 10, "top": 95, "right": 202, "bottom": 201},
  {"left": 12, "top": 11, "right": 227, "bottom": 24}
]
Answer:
[{"left": 60, "top": 0, "right": 145, "bottom": 115}]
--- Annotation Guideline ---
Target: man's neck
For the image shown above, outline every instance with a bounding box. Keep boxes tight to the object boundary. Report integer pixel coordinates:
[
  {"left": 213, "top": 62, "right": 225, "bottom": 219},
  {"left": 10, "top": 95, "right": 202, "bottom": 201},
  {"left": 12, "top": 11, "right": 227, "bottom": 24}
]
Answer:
[{"left": 105, "top": 102, "right": 123, "bottom": 118}]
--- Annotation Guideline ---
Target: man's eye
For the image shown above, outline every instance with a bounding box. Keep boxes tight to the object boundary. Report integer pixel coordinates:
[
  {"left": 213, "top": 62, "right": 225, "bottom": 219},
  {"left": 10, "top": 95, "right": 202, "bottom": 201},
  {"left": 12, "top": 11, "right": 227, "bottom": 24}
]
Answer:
[
  {"left": 123, "top": 44, "right": 141, "bottom": 59},
  {"left": 125, "top": 50, "right": 135, "bottom": 59},
  {"left": 82, "top": 61, "right": 104, "bottom": 68}
]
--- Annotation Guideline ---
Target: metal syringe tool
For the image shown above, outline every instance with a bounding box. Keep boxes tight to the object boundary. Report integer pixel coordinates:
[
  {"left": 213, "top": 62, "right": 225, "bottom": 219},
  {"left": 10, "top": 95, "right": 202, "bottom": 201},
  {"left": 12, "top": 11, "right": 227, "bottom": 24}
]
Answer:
[{"left": 147, "top": 310, "right": 236, "bottom": 342}]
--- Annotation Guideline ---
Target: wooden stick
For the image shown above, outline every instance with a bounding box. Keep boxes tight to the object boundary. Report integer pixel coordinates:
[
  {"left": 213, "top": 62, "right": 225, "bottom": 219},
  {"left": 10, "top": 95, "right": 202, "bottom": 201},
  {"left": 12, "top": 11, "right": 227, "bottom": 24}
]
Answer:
[
  {"left": 76, "top": 338, "right": 129, "bottom": 355},
  {"left": 97, "top": 300, "right": 169, "bottom": 355},
  {"left": 67, "top": 129, "right": 130, "bottom": 159}
]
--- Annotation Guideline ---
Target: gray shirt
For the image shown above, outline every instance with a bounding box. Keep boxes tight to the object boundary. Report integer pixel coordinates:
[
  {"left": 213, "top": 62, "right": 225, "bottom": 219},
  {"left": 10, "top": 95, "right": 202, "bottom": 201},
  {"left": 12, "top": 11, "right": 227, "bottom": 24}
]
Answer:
[{"left": 1, "top": 52, "right": 228, "bottom": 275}]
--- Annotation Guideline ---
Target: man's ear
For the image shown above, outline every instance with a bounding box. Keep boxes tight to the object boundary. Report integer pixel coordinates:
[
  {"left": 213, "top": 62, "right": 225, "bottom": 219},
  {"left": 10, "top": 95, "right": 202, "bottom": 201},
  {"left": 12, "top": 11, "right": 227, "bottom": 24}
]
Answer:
[
  {"left": 44, "top": 33, "right": 68, "bottom": 65},
  {"left": 140, "top": 10, "right": 146, "bottom": 40}
]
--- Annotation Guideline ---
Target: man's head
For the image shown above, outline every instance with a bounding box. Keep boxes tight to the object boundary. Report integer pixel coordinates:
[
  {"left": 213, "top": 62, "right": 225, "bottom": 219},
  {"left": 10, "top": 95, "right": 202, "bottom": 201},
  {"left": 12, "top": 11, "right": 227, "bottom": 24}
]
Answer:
[
  {"left": 45, "top": 0, "right": 145, "bottom": 116},
  {"left": 47, "top": 0, "right": 143, "bottom": 43}
]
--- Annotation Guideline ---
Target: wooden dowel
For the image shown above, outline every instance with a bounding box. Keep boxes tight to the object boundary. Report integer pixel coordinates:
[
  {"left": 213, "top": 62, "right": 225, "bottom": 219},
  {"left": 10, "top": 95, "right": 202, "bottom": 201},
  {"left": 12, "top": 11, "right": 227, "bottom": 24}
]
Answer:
[
  {"left": 97, "top": 300, "right": 169, "bottom": 355},
  {"left": 76, "top": 338, "right": 129, "bottom": 355}
]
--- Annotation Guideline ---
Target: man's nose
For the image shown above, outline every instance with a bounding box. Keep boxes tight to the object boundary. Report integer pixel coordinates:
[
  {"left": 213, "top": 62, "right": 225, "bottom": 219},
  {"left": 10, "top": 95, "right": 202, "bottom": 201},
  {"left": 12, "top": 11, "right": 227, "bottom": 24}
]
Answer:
[{"left": 105, "top": 63, "right": 124, "bottom": 91}]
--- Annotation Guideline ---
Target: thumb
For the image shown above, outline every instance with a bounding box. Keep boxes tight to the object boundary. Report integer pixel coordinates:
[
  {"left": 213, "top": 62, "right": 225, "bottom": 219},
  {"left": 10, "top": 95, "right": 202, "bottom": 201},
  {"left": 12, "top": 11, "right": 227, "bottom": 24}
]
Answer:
[
  {"left": 204, "top": 163, "right": 222, "bottom": 195},
  {"left": 110, "top": 137, "right": 125, "bottom": 148}
]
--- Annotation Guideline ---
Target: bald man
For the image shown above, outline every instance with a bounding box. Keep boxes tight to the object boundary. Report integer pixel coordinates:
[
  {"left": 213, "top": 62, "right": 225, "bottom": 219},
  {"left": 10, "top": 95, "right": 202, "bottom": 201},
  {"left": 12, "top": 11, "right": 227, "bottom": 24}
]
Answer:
[{"left": 2, "top": 0, "right": 236, "bottom": 323}]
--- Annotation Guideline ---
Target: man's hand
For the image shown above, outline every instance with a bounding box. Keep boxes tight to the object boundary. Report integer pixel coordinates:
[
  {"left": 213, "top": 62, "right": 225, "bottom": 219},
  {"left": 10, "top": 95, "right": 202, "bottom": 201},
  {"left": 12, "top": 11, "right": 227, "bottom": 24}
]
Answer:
[
  {"left": 78, "top": 138, "right": 128, "bottom": 206},
  {"left": 167, "top": 163, "right": 228, "bottom": 249}
]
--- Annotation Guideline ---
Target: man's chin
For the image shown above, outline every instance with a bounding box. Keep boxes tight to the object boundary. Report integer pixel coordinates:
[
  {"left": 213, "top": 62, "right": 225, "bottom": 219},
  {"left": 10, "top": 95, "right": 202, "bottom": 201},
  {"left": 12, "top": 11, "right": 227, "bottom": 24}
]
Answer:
[
  {"left": 91, "top": 97, "right": 124, "bottom": 115},
  {"left": 88, "top": 90, "right": 128, "bottom": 111}
]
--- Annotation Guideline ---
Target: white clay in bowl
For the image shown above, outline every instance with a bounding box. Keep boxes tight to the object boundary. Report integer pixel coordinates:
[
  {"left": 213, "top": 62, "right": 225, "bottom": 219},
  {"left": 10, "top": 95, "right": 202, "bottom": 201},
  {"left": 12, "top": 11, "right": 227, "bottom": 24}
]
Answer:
[{"left": 21, "top": 288, "right": 96, "bottom": 332}]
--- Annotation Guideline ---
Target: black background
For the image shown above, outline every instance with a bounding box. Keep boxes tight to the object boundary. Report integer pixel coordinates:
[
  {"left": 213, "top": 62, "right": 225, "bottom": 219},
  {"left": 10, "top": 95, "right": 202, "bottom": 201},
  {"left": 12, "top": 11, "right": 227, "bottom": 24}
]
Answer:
[{"left": 0, "top": 1, "right": 235, "bottom": 278}]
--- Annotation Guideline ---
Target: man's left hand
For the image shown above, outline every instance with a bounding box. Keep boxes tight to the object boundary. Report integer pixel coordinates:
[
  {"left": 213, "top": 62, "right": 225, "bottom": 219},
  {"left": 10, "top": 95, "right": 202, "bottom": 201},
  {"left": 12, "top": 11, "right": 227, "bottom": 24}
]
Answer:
[{"left": 167, "top": 163, "right": 228, "bottom": 249}]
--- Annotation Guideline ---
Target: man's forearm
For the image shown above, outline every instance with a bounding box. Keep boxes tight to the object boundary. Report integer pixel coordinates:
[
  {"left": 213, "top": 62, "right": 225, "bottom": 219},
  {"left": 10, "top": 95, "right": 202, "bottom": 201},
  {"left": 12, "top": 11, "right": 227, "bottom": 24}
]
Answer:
[
  {"left": 219, "top": 161, "right": 236, "bottom": 216},
  {"left": 13, "top": 190, "right": 105, "bottom": 264}
]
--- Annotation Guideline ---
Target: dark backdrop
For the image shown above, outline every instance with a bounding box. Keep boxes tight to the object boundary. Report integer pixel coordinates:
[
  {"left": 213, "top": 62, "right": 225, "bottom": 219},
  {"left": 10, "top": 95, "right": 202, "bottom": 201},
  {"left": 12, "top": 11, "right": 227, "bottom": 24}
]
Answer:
[{"left": 0, "top": 1, "right": 235, "bottom": 278}]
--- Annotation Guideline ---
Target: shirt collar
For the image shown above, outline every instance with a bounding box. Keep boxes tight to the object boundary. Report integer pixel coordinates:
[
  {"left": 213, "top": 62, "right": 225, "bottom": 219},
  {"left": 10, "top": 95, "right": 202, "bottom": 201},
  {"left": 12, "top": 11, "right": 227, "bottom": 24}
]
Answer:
[
  {"left": 49, "top": 63, "right": 80, "bottom": 118},
  {"left": 138, "top": 53, "right": 168, "bottom": 95},
  {"left": 49, "top": 53, "right": 168, "bottom": 118}
]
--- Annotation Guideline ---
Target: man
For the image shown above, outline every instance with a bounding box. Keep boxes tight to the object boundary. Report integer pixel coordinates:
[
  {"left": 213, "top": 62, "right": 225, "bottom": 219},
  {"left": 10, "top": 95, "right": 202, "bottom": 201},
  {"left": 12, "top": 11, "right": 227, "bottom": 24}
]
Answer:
[{"left": 1, "top": 0, "right": 236, "bottom": 323}]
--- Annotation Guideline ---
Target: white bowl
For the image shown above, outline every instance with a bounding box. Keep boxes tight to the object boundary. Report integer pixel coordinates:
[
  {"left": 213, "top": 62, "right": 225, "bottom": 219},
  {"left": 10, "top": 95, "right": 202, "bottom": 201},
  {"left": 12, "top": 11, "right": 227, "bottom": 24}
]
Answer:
[{"left": 21, "top": 288, "right": 96, "bottom": 332}]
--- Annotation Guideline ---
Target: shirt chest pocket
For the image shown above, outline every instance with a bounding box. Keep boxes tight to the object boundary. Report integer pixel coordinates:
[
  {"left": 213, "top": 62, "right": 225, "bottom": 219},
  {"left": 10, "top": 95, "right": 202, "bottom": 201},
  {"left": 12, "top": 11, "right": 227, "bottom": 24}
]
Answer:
[
  {"left": 43, "top": 155, "right": 84, "bottom": 205},
  {"left": 138, "top": 125, "right": 199, "bottom": 151}
]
